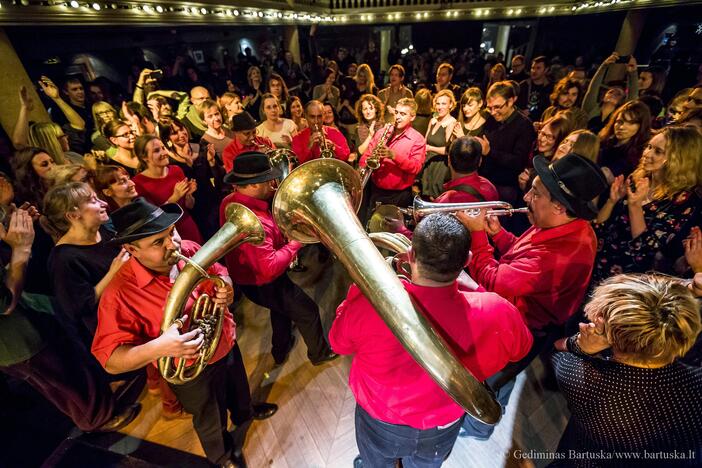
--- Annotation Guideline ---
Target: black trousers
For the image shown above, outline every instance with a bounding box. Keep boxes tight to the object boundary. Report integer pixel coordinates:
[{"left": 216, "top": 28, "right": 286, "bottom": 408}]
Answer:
[
  {"left": 168, "top": 343, "right": 252, "bottom": 465},
  {"left": 240, "top": 273, "right": 328, "bottom": 363}
]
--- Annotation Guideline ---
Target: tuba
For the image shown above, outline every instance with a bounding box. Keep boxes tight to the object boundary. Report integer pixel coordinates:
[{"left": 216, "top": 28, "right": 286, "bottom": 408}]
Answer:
[
  {"left": 158, "top": 203, "right": 265, "bottom": 385},
  {"left": 254, "top": 141, "right": 299, "bottom": 182},
  {"left": 272, "top": 159, "right": 502, "bottom": 424}
]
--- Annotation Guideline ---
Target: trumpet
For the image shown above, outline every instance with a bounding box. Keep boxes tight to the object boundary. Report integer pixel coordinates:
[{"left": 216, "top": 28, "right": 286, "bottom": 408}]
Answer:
[
  {"left": 360, "top": 123, "right": 394, "bottom": 187},
  {"left": 313, "top": 123, "right": 335, "bottom": 159},
  {"left": 367, "top": 200, "right": 527, "bottom": 233}
]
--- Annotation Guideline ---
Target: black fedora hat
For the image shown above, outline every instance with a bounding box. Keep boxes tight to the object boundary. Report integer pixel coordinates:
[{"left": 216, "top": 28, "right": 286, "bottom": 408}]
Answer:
[
  {"left": 230, "top": 111, "right": 257, "bottom": 132},
  {"left": 223, "top": 151, "right": 282, "bottom": 185},
  {"left": 108, "top": 197, "right": 183, "bottom": 244},
  {"left": 533, "top": 153, "right": 608, "bottom": 220}
]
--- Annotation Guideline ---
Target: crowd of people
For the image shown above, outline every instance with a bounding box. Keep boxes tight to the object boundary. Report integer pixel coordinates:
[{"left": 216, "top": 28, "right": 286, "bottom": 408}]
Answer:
[{"left": 1, "top": 28, "right": 702, "bottom": 468}]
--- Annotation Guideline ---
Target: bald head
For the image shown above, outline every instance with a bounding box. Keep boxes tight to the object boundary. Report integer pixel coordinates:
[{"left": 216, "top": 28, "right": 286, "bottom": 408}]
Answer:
[
  {"left": 305, "top": 100, "right": 324, "bottom": 127},
  {"left": 190, "top": 86, "right": 210, "bottom": 106}
]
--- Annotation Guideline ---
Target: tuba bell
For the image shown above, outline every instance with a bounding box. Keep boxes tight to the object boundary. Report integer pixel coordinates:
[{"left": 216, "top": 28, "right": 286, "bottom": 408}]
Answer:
[
  {"left": 267, "top": 148, "right": 299, "bottom": 182},
  {"left": 158, "top": 202, "right": 265, "bottom": 385},
  {"left": 272, "top": 159, "right": 502, "bottom": 424}
]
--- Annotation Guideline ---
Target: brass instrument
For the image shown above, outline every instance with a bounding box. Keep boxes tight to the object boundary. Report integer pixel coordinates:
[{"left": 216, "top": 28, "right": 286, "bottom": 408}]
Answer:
[
  {"left": 360, "top": 124, "right": 394, "bottom": 187},
  {"left": 254, "top": 141, "right": 299, "bottom": 182},
  {"left": 314, "top": 123, "right": 335, "bottom": 159},
  {"left": 398, "top": 197, "right": 516, "bottom": 222},
  {"left": 268, "top": 149, "right": 299, "bottom": 182},
  {"left": 272, "top": 158, "right": 501, "bottom": 424},
  {"left": 158, "top": 203, "right": 265, "bottom": 385}
]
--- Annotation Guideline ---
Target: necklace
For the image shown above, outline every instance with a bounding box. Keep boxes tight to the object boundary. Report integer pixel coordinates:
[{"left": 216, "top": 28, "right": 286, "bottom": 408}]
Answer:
[{"left": 464, "top": 113, "right": 484, "bottom": 131}]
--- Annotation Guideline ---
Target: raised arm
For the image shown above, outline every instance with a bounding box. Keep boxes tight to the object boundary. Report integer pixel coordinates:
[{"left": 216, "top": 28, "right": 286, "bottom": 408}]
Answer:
[
  {"left": 11, "top": 87, "right": 32, "bottom": 150},
  {"left": 38, "top": 76, "right": 85, "bottom": 131}
]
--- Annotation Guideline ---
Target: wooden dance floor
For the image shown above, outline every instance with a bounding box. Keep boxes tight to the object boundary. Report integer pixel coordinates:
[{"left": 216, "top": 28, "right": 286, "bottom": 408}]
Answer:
[{"left": 116, "top": 255, "right": 570, "bottom": 467}]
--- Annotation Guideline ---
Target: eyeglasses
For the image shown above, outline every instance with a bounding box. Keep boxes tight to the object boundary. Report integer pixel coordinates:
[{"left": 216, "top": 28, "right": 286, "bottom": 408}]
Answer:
[
  {"left": 115, "top": 131, "right": 134, "bottom": 138},
  {"left": 539, "top": 131, "right": 556, "bottom": 142},
  {"left": 486, "top": 102, "right": 508, "bottom": 112}
]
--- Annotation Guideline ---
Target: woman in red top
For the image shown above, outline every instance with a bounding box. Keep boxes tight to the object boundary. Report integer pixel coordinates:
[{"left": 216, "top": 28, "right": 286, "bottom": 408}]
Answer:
[{"left": 132, "top": 135, "right": 203, "bottom": 243}]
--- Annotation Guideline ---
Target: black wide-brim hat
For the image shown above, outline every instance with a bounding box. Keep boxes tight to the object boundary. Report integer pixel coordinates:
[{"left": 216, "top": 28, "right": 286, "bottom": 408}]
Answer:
[
  {"left": 223, "top": 151, "right": 283, "bottom": 185},
  {"left": 533, "top": 153, "right": 608, "bottom": 221},
  {"left": 230, "top": 111, "right": 258, "bottom": 132},
  {"left": 108, "top": 197, "right": 183, "bottom": 244}
]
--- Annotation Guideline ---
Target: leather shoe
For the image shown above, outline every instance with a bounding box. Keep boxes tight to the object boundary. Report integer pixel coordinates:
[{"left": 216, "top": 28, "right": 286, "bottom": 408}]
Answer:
[
  {"left": 311, "top": 349, "right": 339, "bottom": 366},
  {"left": 93, "top": 403, "right": 141, "bottom": 432},
  {"left": 220, "top": 449, "right": 247, "bottom": 468},
  {"left": 252, "top": 402, "right": 278, "bottom": 420},
  {"left": 353, "top": 455, "right": 363, "bottom": 468}
]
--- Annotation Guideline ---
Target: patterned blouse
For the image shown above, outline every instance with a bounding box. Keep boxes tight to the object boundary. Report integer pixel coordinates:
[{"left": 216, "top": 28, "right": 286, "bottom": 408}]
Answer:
[
  {"left": 592, "top": 190, "right": 702, "bottom": 285},
  {"left": 552, "top": 337, "right": 702, "bottom": 466}
]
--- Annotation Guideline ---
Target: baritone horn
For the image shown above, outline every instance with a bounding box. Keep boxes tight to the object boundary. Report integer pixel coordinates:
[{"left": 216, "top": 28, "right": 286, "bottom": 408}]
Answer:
[
  {"left": 272, "top": 158, "right": 502, "bottom": 424},
  {"left": 158, "top": 203, "right": 265, "bottom": 385}
]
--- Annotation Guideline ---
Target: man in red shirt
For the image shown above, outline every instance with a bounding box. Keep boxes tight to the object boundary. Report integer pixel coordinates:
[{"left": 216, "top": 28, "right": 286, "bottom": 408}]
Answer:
[
  {"left": 359, "top": 97, "right": 426, "bottom": 224},
  {"left": 222, "top": 111, "right": 274, "bottom": 172},
  {"left": 435, "top": 136, "right": 499, "bottom": 204},
  {"left": 456, "top": 152, "right": 608, "bottom": 440},
  {"left": 219, "top": 152, "right": 338, "bottom": 366},
  {"left": 92, "top": 198, "right": 277, "bottom": 467},
  {"left": 330, "top": 213, "right": 532, "bottom": 467},
  {"left": 290, "top": 100, "right": 350, "bottom": 164}
]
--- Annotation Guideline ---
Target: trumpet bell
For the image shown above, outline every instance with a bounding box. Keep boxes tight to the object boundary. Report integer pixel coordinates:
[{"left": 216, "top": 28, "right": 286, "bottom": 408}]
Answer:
[
  {"left": 267, "top": 148, "right": 298, "bottom": 182},
  {"left": 272, "top": 159, "right": 502, "bottom": 424}
]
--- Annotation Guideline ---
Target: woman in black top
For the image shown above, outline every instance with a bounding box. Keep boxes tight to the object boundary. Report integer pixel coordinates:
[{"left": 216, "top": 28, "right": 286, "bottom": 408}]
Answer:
[
  {"left": 552, "top": 273, "right": 702, "bottom": 466},
  {"left": 43, "top": 182, "right": 127, "bottom": 349}
]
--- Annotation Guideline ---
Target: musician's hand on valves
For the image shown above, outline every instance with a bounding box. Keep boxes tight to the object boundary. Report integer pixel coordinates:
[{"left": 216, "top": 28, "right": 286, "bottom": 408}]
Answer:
[
  {"left": 376, "top": 146, "right": 394, "bottom": 160},
  {"left": 156, "top": 314, "right": 204, "bottom": 359},
  {"left": 212, "top": 283, "right": 234, "bottom": 307},
  {"left": 383, "top": 216, "right": 405, "bottom": 233},
  {"left": 455, "top": 208, "right": 487, "bottom": 233}
]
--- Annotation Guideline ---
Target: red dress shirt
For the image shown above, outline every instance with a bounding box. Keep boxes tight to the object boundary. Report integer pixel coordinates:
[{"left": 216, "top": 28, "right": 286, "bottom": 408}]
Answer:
[
  {"left": 132, "top": 166, "right": 203, "bottom": 244},
  {"left": 469, "top": 219, "right": 597, "bottom": 330},
  {"left": 222, "top": 136, "right": 275, "bottom": 173},
  {"left": 329, "top": 280, "right": 532, "bottom": 430},
  {"left": 219, "top": 192, "right": 301, "bottom": 286},
  {"left": 290, "top": 126, "right": 351, "bottom": 164},
  {"left": 359, "top": 126, "right": 426, "bottom": 191},
  {"left": 91, "top": 240, "right": 235, "bottom": 369},
  {"left": 434, "top": 173, "right": 499, "bottom": 203}
]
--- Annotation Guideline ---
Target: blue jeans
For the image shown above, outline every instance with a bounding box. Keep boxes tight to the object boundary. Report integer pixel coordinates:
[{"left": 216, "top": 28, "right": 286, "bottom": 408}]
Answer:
[
  {"left": 461, "top": 323, "right": 563, "bottom": 439},
  {"left": 355, "top": 404, "right": 463, "bottom": 468}
]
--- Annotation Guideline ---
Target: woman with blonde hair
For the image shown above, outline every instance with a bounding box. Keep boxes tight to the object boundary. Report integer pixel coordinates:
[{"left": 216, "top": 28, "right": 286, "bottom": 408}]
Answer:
[
  {"left": 421, "top": 89, "right": 457, "bottom": 198},
  {"left": 594, "top": 125, "right": 702, "bottom": 282},
  {"left": 553, "top": 129, "right": 600, "bottom": 163},
  {"left": 91, "top": 101, "right": 119, "bottom": 151},
  {"left": 553, "top": 273, "right": 702, "bottom": 456},
  {"left": 243, "top": 65, "right": 264, "bottom": 118},
  {"left": 29, "top": 122, "right": 83, "bottom": 165},
  {"left": 49, "top": 163, "right": 95, "bottom": 188},
  {"left": 354, "top": 63, "right": 377, "bottom": 96},
  {"left": 218, "top": 92, "right": 244, "bottom": 128},
  {"left": 485, "top": 63, "right": 507, "bottom": 92}
]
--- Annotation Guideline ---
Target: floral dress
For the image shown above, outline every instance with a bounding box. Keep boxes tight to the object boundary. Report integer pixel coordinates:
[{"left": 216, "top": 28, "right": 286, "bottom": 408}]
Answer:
[{"left": 592, "top": 190, "right": 702, "bottom": 285}]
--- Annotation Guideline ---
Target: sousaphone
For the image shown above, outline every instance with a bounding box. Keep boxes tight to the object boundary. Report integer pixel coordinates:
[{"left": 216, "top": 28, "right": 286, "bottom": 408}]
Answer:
[{"left": 272, "top": 159, "right": 501, "bottom": 424}]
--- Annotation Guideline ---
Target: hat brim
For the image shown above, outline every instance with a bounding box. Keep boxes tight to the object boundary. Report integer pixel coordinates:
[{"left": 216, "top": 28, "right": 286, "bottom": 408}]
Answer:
[
  {"left": 532, "top": 156, "right": 598, "bottom": 220},
  {"left": 224, "top": 166, "right": 283, "bottom": 185},
  {"left": 108, "top": 203, "right": 184, "bottom": 245}
]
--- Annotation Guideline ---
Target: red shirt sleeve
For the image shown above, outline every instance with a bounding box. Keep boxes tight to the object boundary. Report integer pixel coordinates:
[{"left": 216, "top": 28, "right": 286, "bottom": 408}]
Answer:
[
  {"left": 329, "top": 285, "right": 363, "bottom": 355},
  {"left": 92, "top": 287, "right": 146, "bottom": 368},
  {"left": 469, "top": 230, "right": 547, "bottom": 299},
  {"left": 222, "top": 141, "right": 237, "bottom": 172},
  {"left": 291, "top": 130, "right": 312, "bottom": 164},
  {"left": 492, "top": 228, "right": 518, "bottom": 254}
]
